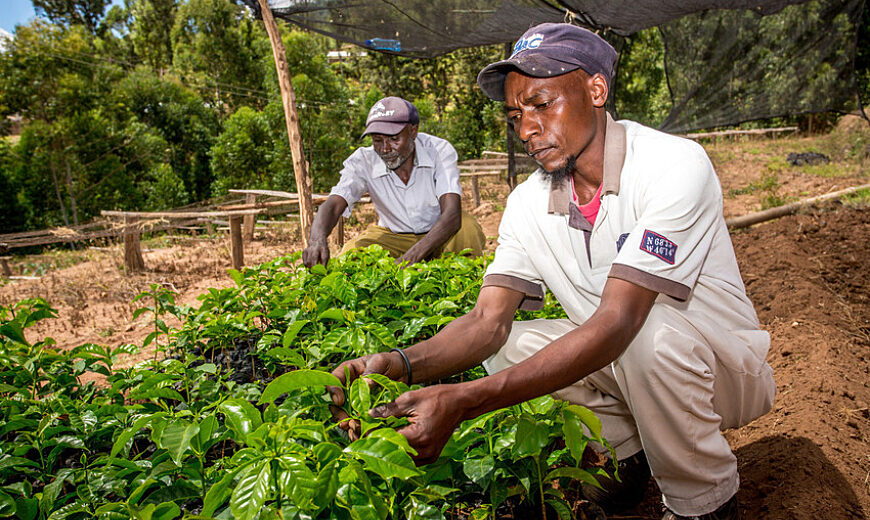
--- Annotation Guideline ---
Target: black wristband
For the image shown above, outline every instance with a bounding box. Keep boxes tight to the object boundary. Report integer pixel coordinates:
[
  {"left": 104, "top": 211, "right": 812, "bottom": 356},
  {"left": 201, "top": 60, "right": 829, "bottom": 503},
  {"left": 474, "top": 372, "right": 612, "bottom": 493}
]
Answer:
[{"left": 390, "top": 348, "right": 413, "bottom": 385}]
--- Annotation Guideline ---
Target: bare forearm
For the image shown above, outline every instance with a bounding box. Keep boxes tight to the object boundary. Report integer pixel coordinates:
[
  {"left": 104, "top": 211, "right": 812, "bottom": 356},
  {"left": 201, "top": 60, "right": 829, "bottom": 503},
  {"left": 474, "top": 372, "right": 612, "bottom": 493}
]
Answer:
[
  {"left": 403, "top": 308, "right": 510, "bottom": 383},
  {"left": 400, "top": 285, "right": 523, "bottom": 383},
  {"left": 455, "top": 278, "right": 656, "bottom": 422},
  {"left": 308, "top": 195, "right": 346, "bottom": 243},
  {"left": 459, "top": 306, "right": 637, "bottom": 420},
  {"left": 411, "top": 212, "right": 461, "bottom": 257}
]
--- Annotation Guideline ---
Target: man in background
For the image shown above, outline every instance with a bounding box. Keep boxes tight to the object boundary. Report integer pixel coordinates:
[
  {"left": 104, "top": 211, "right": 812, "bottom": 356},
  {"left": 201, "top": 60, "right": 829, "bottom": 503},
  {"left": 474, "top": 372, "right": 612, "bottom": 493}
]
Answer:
[{"left": 302, "top": 96, "right": 485, "bottom": 267}]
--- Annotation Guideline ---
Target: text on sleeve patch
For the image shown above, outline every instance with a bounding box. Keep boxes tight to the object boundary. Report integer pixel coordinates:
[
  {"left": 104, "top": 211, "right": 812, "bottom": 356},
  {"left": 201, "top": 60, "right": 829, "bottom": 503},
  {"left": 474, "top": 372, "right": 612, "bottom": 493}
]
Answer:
[{"left": 640, "top": 229, "right": 677, "bottom": 264}]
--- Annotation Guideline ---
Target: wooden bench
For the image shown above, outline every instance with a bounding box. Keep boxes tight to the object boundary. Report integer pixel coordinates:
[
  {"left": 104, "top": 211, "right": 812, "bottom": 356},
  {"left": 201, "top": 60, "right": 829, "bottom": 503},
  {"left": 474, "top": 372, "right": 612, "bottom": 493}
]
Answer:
[{"left": 458, "top": 152, "right": 537, "bottom": 207}]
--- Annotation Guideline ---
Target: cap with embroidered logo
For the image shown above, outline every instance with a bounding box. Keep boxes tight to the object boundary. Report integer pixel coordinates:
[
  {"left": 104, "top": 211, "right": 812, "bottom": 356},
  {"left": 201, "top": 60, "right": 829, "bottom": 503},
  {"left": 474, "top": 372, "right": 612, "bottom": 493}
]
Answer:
[
  {"left": 362, "top": 96, "right": 419, "bottom": 137},
  {"left": 477, "top": 23, "right": 617, "bottom": 101}
]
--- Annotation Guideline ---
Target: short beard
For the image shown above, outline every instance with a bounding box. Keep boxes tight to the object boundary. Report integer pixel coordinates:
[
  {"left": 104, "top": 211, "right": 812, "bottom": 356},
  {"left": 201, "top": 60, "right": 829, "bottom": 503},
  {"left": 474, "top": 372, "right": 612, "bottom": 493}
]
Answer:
[
  {"left": 540, "top": 154, "right": 577, "bottom": 187},
  {"left": 379, "top": 146, "right": 415, "bottom": 171}
]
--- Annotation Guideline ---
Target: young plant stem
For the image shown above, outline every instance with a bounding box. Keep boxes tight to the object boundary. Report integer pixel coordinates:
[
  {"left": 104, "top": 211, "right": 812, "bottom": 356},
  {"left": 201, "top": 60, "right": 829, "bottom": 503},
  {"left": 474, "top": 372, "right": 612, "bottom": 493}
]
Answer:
[{"left": 536, "top": 455, "right": 546, "bottom": 520}]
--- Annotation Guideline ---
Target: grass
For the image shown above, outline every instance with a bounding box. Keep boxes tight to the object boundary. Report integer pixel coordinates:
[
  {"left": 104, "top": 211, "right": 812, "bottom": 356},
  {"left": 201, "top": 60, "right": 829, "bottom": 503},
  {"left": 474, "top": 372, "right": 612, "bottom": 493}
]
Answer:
[
  {"left": 10, "top": 249, "right": 96, "bottom": 277},
  {"left": 841, "top": 187, "right": 870, "bottom": 208}
]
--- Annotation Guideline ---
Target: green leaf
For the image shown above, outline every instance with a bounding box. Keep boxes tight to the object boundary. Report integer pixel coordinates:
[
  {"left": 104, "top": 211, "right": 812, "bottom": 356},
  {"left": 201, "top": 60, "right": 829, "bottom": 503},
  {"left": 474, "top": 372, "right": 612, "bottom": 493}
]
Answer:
[
  {"left": 562, "top": 406, "right": 591, "bottom": 465},
  {"left": 0, "top": 490, "right": 15, "bottom": 517},
  {"left": 230, "top": 461, "right": 271, "bottom": 520},
  {"left": 344, "top": 436, "right": 421, "bottom": 480},
  {"left": 202, "top": 466, "right": 244, "bottom": 517},
  {"left": 463, "top": 455, "right": 495, "bottom": 487},
  {"left": 364, "top": 323, "right": 397, "bottom": 351},
  {"left": 317, "top": 308, "right": 346, "bottom": 323},
  {"left": 228, "top": 269, "right": 245, "bottom": 287},
  {"left": 0, "top": 323, "right": 27, "bottom": 345},
  {"left": 218, "top": 399, "right": 262, "bottom": 443},
  {"left": 0, "top": 456, "right": 39, "bottom": 471},
  {"left": 278, "top": 458, "right": 317, "bottom": 506},
  {"left": 281, "top": 319, "right": 311, "bottom": 347},
  {"left": 546, "top": 497, "right": 574, "bottom": 520},
  {"left": 545, "top": 466, "right": 601, "bottom": 488},
  {"left": 150, "top": 502, "right": 182, "bottom": 520},
  {"left": 144, "top": 479, "right": 202, "bottom": 507},
  {"left": 512, "top": 416, "right": 549, "bottom": 459},
  {"left": 110, "top": 414, "right": 156, "bottom": 459},
  {"left": 565, "top": 404, "right": 602, "bottom": 439},
  {"left": 320, "top": 273, "right": 357, "bottom": 305},
  {"left": 160, "top": 420, "right": 200, "bottom": 466},
  {"left": 13, "top": 498, "right": 36, "bottom": 520},
  {"left": 258, "top": 370, "right": 341, "bottom": 405},
  {"left": 348, "top": 378, "right": 371, "bottom": 416}
]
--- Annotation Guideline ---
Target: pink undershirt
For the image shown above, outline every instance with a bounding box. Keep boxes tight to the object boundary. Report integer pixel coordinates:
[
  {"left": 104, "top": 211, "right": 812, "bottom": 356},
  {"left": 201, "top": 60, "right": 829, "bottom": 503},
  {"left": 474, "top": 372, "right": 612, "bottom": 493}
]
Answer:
[{"left": 570, "top": 175, "right": 603, "bottom": 226}]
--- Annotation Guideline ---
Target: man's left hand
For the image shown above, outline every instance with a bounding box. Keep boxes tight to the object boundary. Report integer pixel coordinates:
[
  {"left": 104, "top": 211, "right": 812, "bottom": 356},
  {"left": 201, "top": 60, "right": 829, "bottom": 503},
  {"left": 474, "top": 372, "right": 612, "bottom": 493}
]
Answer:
[
  {"left": 369, "top": 383, "right": 465, "bottom": 465},
  {"left": 396, "top": 244, "right": 428, "bottom": 267}
]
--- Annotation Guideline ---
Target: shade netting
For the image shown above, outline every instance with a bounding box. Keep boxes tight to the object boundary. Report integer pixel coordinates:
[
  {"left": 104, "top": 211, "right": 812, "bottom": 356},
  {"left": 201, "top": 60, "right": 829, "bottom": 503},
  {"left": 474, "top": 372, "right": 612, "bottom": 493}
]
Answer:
[{"left": 243, "top": 0, "right": 865, "bottom": 132}]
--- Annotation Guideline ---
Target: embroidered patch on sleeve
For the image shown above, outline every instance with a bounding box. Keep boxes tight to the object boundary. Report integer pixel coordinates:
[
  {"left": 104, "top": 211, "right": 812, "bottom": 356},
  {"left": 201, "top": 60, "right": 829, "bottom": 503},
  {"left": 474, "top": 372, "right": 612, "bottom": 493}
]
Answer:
[
  {"left": 616, "top": 233, "right": 630, "bottom": 252},
  {"left": 639, "top": 230, "right": 677, "bottom": 264}
]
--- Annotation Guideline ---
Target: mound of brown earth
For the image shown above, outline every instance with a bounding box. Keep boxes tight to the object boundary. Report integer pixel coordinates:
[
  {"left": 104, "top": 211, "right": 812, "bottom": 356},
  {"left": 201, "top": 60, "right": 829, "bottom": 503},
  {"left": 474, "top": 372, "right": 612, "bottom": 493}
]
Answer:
[{"left": 624, "top": 206, "right": 870, "bottom": 519}]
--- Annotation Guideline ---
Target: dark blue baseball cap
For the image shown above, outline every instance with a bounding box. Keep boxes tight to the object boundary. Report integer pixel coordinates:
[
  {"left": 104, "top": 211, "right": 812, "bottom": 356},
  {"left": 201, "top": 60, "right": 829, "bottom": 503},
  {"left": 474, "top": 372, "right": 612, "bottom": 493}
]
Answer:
[{"left": 477, "top": 23, "right": 617, "bottom": 101}]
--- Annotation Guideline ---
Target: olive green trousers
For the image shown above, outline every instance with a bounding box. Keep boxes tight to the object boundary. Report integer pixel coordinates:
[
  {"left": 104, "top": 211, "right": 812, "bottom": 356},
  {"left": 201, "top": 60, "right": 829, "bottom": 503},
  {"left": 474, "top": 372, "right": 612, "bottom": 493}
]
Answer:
[{"left": 339, "top": 211, "right": 486, "bottom": 258}]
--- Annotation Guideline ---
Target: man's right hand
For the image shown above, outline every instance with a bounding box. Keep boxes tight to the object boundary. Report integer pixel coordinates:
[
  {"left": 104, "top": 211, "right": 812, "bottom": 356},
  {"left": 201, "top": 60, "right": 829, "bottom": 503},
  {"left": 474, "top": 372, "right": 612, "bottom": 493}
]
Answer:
[
  {"left": 302, "top": 238, "right": 330, "bottom": 268},
  {"left": 327, "top": 351, "right": 408, "bottom": 439}
]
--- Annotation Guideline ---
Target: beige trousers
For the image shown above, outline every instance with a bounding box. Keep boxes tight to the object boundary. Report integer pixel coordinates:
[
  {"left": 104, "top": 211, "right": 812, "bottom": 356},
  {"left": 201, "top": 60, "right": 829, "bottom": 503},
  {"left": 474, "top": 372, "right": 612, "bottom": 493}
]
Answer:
[
  {"left": 482, "top": 304, "right": 775, "bottom": 516},
  {"left": 339, "top": 211, "right": 486, "bottom": 258}
]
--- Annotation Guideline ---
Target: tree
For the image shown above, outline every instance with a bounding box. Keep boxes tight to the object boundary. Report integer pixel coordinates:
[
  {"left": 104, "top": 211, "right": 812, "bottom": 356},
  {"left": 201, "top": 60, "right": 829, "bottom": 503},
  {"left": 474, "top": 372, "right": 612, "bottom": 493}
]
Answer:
[
  {"left": 0, "top": 142, "right": 27, "bottom": 233},
  {"left": 613, "top": 28, "right": 670, "bottom": 127},
  {"left": 128, "top": 0, "right": 177, "bottom": 74},
  {"left": 171, "top": 0, "right": 268, "bottom": 114},
  {"left": 110, "top": 69, "right": 220, "bottom": 201},
  {"left": 32, "top": 0, "right": 110, "bottom": 35}
]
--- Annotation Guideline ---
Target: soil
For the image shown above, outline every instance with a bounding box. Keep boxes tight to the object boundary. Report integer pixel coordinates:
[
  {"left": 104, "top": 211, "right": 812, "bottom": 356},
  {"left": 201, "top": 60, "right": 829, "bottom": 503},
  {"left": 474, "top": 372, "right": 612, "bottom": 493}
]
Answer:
[{"left": 1, "top": 122, "right": 869, "bottom": 519}]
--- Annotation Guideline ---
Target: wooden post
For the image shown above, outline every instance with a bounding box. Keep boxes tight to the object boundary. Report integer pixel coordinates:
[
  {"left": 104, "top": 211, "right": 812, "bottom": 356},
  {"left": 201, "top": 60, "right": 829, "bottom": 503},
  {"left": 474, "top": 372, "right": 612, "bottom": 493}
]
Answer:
[
  {"left": 0, "top": 257, "right": 11, "bottom": 277},
  {"left": 123, "top": 216, "right": 145, "bottom": 272},
  {"left": 230, "top": 216, "right": 244, "bottom": 269},
  {"left": 336, "top": 215, "right": 345, "bottom": 247},
  {"left": 257, "top": 0, "right": 314, "bottom": 247},
  {"left": 205, "top": 221, "right": 215, "bottom": 236},
  {"left": 471, "top": 176, "right": 481, "bottom": 208},
  {"left": 243, "top": 193, "right": 257, "bottom": 241}
]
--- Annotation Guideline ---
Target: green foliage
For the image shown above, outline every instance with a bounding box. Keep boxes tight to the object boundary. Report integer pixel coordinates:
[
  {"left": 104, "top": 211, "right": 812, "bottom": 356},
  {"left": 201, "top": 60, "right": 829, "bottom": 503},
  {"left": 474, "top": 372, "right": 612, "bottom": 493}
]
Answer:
[
  {"left": 345, "top": 45, "right": 507, "bottom": 161},
  {"left": 128, "top": 0, "right": 178, "bottom": 73},
  {"left": 171, "top": 0, "right": 268, "bottom": 114},
  {"left": 109, "top": 69, "right": 219, "bottom": 201},
  {"left": 0, "top": 249, "right": 610, "bottom": 519},
  {"left": 32, "top": 0, "right": 110, "bottom": 35},
  {"left": 0, "top": 142, "right": 26, "bottom": 233},
  {"left": 613, "top": 28, "right": 671, "bottom": 127}
]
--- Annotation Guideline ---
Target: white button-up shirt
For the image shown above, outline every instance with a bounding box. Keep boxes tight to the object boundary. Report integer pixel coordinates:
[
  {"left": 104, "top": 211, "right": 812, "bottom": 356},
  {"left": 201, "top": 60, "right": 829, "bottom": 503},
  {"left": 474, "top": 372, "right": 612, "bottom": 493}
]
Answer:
[{"left": 330, "top": 133, "right": 462, "bottom": 234}]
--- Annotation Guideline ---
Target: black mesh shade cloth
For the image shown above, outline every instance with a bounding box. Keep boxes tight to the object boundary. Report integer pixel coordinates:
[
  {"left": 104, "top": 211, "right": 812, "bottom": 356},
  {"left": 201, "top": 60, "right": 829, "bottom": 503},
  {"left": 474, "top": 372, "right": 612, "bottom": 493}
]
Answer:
[{"left": 242, "top": 0, "right": 865, "bottom": 132}]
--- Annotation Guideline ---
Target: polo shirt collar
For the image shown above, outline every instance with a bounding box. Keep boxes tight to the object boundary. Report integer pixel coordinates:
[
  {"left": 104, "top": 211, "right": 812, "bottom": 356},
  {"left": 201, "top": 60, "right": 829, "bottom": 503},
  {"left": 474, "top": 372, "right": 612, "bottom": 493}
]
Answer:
[
  {"left": 371, "top": 136, "right": 433, "bottom": 179},
  {"left": 547, "top": 112, "right": 626, "bottom": 215}
]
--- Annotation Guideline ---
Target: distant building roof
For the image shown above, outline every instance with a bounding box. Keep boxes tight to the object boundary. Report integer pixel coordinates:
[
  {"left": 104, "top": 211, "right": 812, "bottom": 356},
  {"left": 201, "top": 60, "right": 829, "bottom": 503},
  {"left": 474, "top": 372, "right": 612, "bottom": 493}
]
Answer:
[{"left": 0, "top": 28, "right": 12, "bottom": 52}]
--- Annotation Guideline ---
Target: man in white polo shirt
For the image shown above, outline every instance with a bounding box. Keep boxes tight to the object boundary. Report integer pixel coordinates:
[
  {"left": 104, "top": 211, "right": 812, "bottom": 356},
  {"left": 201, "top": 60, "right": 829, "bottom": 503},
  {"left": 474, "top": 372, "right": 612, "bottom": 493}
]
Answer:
[
  {"left": 302, "top": 96, "right": 485, "bottom": 267},
  {"left": 327, "top": 24, "right": 775, "bottom": 520}
]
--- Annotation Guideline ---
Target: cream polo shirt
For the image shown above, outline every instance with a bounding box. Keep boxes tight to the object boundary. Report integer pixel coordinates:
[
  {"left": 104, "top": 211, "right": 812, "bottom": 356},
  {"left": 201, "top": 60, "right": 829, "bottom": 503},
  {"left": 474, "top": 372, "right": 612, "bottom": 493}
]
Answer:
[
  {"left": 330, "top": 132, "right": 463, "bottom": 234},
  {"left": 484, "top": 114, "right": 761, "bottom": 333}
]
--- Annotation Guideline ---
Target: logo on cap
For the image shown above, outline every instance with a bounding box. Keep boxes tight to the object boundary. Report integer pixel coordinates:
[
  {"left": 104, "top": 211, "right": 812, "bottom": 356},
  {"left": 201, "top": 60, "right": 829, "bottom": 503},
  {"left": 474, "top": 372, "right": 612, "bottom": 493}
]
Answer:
[
  {"left": 368, "top": 101, "right": 395, "bottom": 120},
  {"left": 511, "top": 33, "right": 544, "bottom": 57}
]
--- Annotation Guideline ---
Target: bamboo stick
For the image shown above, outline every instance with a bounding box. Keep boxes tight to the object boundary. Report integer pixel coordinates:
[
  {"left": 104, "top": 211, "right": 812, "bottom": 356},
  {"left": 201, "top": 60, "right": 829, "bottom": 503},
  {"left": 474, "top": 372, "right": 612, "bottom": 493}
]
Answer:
[{"left": 726, "top": 184, "right": 870, "bottom": 230}]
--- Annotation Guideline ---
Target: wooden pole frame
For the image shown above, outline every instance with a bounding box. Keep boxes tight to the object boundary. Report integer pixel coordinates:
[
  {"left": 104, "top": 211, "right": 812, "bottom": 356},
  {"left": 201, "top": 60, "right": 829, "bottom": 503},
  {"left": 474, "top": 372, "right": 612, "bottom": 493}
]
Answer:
[{"left": 257, "top": 0, "right": 314, "bottom": 247}]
